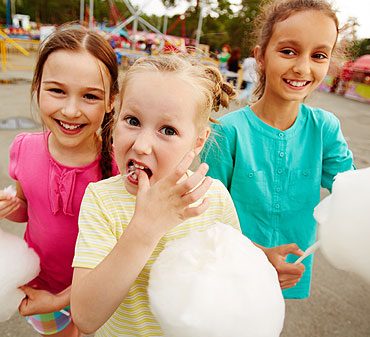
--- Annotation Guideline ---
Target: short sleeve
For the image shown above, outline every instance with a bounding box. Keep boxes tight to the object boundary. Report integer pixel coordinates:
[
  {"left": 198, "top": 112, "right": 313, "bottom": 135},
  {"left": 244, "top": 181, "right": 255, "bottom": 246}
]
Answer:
[
  {"left": 73, "top": 184, "right": 117, "bottom": 269},
  {"left": 201, "top": 123, "right": 235, "bottom": 190},
  {"left": 8, "top": 133, "right": 27, "bottom": 180},
  {"left": 321, "top": 115, "right": 354, "bottom": 191}
]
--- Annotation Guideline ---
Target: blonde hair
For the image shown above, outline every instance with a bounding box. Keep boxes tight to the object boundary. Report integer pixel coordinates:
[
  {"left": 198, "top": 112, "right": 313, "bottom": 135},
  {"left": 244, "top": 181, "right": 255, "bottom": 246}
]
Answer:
[
  {"left": 253, "top": 0, "right": 339, "bottom": 99},
  {"left": 119, "top": 54, "right": 236, "bottom": 131}
]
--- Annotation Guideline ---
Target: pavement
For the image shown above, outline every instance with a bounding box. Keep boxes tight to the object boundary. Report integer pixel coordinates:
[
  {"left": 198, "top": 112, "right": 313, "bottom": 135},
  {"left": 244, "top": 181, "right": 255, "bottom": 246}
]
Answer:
[{"left": 0, "top": 68, "right": 370, "bottom": 337}]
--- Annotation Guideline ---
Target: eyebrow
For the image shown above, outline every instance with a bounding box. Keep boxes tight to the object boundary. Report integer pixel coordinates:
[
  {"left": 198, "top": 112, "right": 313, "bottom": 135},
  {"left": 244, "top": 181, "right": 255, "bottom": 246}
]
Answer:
[
  {"left": 276, "top": 40, "right": 332, "bottom": 50},
  {"left": 42, "top": 80, "right": 105, "bottom": 93}
]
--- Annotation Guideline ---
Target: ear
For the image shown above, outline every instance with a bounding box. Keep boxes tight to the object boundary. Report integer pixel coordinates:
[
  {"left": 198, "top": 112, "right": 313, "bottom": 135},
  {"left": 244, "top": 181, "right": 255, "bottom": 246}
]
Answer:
[
  {"left": 194, "top": 127, "right": 211, "bottom": 155},
  {"left": 254, "top": 45, "right": 264, "bottom": 70}
]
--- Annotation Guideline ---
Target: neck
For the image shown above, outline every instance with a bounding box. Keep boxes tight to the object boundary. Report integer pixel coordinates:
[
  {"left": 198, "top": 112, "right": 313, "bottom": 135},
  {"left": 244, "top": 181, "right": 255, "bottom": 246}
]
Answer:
[
  {"left": 48, "top": 133, "right": 101, "bottom": 167},
  {"left": 251, "top": 95, "right": 301, "bottom": 131}
]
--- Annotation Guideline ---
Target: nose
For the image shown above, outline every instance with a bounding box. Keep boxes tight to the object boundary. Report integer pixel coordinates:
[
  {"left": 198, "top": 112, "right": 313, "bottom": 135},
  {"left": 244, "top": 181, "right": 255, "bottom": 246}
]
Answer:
[
  {"left": 132, "top": 130, "right": 152, "bottom": 155},
  {"left": 61, "top": 98, "right": 82, "bottom": 119},
  {"left": 292, "top": 55, "right": 311, "bottom": 76}
]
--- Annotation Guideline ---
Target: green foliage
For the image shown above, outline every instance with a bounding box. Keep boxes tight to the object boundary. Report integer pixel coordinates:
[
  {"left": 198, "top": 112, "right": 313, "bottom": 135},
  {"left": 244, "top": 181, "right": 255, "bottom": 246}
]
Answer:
[{"left": 347, "top": 38, "right": 370, "bottom": 59}]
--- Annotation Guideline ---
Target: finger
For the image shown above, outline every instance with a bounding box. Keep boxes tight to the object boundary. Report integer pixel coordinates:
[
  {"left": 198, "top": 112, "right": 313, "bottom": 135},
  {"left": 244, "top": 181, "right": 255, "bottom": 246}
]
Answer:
[
  {"left": 175, "top": 163, "right": 209, "bottom": 196},
  {"left": 277, "top": 262, "right": 305, "bottom": 275},
  {"left": 137, "top": 170, "right": 150, "bottom": 194},
  {"left": 181, "top": 176, "right": 212, "bottom": 206},
  {"left": 183, "top": 197, "right": 209, "bottom": 220},
  {"left": 168, "top": 151, "right": 196, "bottom": 185},
  {"left": 278, "top": 243, "right": 304, "bottom": 257},
  {"left": 280, "top": 280, "right": 298, "bottom": 289},
  {"left": 0, "top": 202, "right": 20, "bottom": 218},
  {"left": 279, "top": 274, "right": 302, "bottom": 283}
]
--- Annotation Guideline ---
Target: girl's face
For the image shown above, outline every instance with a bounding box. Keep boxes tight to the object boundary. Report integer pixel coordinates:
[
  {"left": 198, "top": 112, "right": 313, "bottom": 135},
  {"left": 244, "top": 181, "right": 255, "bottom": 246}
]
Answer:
[
  {"left": 39, "top": 50, "right": 112, "bottom": 152},
  {"left": 114, "top": 71, "right": 209, "bottom": 196},
  {"left": 257, "top": 10, "right": 337, "bottom": 104}
]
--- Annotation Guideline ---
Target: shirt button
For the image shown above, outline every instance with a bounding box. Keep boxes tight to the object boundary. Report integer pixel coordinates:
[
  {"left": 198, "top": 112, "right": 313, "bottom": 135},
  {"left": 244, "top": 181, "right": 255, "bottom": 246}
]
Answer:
[
  {"left": 303, "top": 170, "right": 309, "bottom": 176},
  {"left": 277, "top": 169, "right": 283, "bottom": 174},
  {"left": 276, "top": 187, "right": 281, "bottom": 192},
  {"left": 248, "top": 173, "right": 254, "bottom": 178},
  {"left": 278, "top": 132, "right": 284, "bottom": 138},
  {"left": 275, "top": 203, "right": 280, "bottom": 209},
  {"left": 279, "top": 152, "right": 285, "bottom": 157}
]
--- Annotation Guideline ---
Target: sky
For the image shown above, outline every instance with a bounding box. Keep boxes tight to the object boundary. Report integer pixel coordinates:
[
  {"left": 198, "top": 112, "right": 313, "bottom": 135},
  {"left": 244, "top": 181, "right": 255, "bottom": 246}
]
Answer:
[{"left": 129, "top": 0, "right": 370, "bottom": 39}]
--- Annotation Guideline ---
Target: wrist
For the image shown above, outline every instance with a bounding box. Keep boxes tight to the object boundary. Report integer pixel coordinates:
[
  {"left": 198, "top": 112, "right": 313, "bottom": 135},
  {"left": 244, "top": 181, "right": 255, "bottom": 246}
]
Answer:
[{"left": 124, "top": 214, "right": 163, "bottom": 249}]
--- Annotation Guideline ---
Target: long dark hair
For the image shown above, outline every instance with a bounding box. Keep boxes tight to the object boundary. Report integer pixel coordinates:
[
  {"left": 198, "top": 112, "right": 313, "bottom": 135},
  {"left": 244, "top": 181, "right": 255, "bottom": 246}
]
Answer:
[{"left": 32, "top": 25, "right": 119, "bottom": 179}]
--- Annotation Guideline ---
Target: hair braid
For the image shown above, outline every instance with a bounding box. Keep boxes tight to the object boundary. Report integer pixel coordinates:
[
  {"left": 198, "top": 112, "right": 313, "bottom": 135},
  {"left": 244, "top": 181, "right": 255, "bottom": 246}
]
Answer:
[{"left": 100, "top": 109, "right": 115, "bottom": 179}]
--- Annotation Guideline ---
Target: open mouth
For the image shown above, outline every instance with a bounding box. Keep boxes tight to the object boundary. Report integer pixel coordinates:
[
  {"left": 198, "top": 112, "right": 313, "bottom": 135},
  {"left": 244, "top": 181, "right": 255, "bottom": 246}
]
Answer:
[
  {"left": 55, "top": 119, "right": 86, "bottom": 131},
  {"left": 127, "top": 159, "right": 153, "bottom": 181},
  {"left": 283, "top": 79, "right": 311, "bottom": 88}
]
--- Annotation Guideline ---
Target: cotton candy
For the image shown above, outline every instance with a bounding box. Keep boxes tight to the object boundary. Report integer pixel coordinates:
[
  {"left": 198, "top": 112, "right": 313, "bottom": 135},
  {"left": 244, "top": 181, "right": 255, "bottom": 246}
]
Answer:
[
  {"left": 148, "top": 223, "right": 285, "bottom": 337},
  {"left": 315, "top": 168, "right": 370, "bottom": 283},
  {"left": 2, "top": 185, "right": 16, "bottom": 197},
  {"left": 0, "top": 229, "right": 40, "bottom": 321}
]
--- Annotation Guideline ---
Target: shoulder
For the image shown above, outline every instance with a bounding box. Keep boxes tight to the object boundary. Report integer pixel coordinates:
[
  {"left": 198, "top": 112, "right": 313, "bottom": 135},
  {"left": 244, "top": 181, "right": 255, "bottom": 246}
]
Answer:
[
  {"left": 86, "top": 174, "right": 123, "bottom": 195},
  {"left": 206, "top": 178, "right": 232, "bottom": 201},
  {"left": 10, "top": 132, "right": 46, "bottom": 150},
  {"left": 216, "top": 106, "right": 250, "bottom": 131},
  {"left": 301, "top": 104, "right": 339, "bottom": 128}
]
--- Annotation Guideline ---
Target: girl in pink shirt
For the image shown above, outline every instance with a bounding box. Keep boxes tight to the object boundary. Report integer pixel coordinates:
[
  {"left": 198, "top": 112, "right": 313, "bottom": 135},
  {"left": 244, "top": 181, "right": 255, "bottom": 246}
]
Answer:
[{"left": 0, "top": 26, "right": 119, "bottom": 337}]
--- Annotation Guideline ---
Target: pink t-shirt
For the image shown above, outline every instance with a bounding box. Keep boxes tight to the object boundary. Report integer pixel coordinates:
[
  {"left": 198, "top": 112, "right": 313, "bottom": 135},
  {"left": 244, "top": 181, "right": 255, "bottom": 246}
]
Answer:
[{"left": 9, "top": 132, "right": 119, "bottom": 294}]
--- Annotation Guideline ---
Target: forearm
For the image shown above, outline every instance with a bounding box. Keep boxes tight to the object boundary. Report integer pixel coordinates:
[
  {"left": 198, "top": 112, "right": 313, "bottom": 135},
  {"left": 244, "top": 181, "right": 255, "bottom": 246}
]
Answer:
[
  {"left": 6, "top": 198, "right": 28, "bottom": 222},
  {"left": 71, "top": 219, "right": 160, "bottom": 334}
]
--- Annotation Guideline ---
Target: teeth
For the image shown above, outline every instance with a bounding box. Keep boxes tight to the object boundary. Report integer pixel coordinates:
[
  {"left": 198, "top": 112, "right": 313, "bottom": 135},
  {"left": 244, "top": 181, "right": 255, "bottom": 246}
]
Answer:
[
  {"left": 59, "top": 121, "right": 80, "bottom": 130},
  {"left": 286, "top": 80, "right": 307, "bottom": 87}
]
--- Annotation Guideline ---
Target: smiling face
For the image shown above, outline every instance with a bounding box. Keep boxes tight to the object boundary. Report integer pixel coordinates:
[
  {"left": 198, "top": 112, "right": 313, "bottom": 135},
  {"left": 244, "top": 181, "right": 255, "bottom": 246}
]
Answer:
[
  {"left": 256, "top": 10, "right": 337, "bottom": 104},
  {"left": 114, "top": 71, "right": 209, "bottom": 195},
  {"left": 38, "top": 49, "right": 112, "bottom": 154}
]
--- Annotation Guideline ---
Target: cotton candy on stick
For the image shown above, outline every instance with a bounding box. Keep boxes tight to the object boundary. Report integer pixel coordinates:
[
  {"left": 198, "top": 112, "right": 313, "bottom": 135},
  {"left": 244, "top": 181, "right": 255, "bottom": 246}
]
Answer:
[
  {"left": 148, "top": 223, "right": 285, "bottom": 337},
  {"left": 0, "top": 185, "right": 39, "bottom": 321},
  {"left": 315, "top": 168, "right": 370, "bottom": 283}
]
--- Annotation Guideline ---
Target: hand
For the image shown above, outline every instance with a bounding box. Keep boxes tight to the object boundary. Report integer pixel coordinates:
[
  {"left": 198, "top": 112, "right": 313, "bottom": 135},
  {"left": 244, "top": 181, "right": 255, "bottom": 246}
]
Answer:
[
  {"left": 0, "top": 191, "right": 20, "bottom": 219},
  {"left": 132, "top": 151, "right": 213, "bottom": 241},
  {"left": 263, "top": 243, "right": 305, "bottom": 289},
  {"left": 18, "top": 286, "right": 60, "bottom": 316}
]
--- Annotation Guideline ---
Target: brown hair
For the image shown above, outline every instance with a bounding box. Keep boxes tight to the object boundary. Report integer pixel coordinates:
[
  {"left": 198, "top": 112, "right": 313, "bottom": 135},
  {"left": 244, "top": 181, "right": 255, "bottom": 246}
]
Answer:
[
  {"left": 253, "top": 0, "right": 339, "bottom": 99},
  {"left": 32, "top": 24, "right": 119, "bottom": 179},
  {"left": 119, "top": 53, "right": 236, "bottom": 131}
]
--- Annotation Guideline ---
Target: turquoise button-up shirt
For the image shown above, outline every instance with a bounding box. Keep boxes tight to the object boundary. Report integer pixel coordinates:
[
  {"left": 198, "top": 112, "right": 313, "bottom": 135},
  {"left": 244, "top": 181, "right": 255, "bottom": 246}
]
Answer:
[{"left": 201, "top": 104, "right": 354, "bottom": 298}]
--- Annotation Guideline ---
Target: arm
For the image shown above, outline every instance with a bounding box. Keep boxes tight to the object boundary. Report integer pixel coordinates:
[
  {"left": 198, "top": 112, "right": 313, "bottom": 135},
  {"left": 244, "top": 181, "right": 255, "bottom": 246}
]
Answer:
[
  {"left": 321, "top": 115, "right": 354, "bottom": 191},
  {"left": 71, "top": 152, "right": 212, "bottom": 334},
  {"left": 0, "top": 181, "right": 28, "bottom": 222},
  {"left": 19, "top": 285, "right": 71, "bottom": 316}
]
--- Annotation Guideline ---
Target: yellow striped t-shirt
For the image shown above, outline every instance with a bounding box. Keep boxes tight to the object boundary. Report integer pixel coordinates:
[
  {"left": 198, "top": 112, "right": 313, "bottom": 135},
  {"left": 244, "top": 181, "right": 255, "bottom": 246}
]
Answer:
[{"left": 73, "top": 174, "right": 240, "bottom": 337}]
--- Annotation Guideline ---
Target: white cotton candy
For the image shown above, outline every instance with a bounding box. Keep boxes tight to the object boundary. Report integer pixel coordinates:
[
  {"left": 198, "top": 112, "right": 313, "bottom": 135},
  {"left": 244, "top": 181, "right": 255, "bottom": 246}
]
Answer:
[
  {"left": 315, "top": 168, "right": 370, "bottom": 283},
  {"left": 2, "top": 185, "right": 16, "bottom": 197},
  {"left": 148, "top": 223, "right": 285, "bottom": 337},
  {"left": 0, "top": 229, "right": 40, "bottom": 322}
]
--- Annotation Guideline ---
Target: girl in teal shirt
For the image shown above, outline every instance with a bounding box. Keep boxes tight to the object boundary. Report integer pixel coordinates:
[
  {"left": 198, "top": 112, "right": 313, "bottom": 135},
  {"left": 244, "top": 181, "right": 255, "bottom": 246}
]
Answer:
[{"left": 201, "top": 0, "right": 354, "bottom": 299}]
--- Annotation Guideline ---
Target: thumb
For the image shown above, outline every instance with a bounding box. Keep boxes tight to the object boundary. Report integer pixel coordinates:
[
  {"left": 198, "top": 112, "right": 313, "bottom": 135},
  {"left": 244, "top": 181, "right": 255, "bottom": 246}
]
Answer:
[{"left": 19, "top": 285, "right": 35, "bottom": 298}]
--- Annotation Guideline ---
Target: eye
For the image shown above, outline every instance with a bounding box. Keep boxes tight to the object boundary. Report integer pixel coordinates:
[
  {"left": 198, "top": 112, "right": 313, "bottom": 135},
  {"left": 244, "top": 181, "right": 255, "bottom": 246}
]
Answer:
[
  {"left": 312, "top": 53, "right": 328, "bottom": 60},
  {"left": 160, "top": 126, "right": 177, "bottom": 136},
  {"left": 280, "top": 49, "right": 296, "bottom": 56},
  {"left": 84, "top": 93, "right": 101, "bottom": 101},
  {"left": 124, "top": 116, "right": 140, "bottom": 127},
  {"left": 48, "top": 88, "right": 64, "bottom": 94},
  {"left": 159, "top": 126, "right": 177, "bottom": 136}
]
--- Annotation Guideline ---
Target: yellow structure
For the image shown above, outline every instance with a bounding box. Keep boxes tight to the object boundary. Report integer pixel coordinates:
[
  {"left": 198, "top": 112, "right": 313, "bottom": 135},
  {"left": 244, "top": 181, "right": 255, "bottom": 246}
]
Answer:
[{"left": 0, "top": 29, "right": 38, "bottom": 72}]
